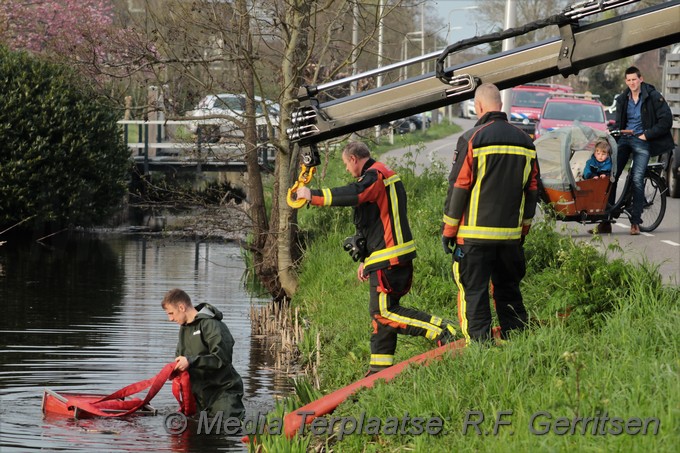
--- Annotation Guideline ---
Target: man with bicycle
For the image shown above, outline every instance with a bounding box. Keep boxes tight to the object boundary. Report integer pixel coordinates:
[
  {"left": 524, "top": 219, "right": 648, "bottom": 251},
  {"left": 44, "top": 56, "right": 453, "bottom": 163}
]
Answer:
[{"left": 592, "top": 66, "right": 673, "bottom": 235}]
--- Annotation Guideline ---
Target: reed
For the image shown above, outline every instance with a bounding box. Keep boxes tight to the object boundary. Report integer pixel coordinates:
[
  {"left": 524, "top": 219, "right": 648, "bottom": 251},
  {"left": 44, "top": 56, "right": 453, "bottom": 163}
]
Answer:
[{"left": 249, "top": 300, "right": 306, "bottom": 377}]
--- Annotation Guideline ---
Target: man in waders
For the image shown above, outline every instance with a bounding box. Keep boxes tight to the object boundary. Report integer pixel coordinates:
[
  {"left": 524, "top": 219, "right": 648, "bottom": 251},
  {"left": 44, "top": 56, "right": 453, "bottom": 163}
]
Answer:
[
  {"left": 162, "top": 288, "right": 245, "bottom": 418},
  {"left": 296, "top": 141, "right": 457, "bottom": 376}
]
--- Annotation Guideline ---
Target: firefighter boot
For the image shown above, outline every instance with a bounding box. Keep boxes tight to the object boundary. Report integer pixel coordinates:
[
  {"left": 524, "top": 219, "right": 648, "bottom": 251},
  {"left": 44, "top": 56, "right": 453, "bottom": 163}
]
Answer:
[{"left": 436, "top": 322, "right": 457, "bottom": 347}]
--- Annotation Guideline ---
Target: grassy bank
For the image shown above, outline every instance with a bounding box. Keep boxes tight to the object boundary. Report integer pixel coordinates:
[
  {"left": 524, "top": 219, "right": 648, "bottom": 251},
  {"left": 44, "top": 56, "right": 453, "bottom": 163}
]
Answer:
[{"left": 265, "top": 132, "right": 679, "bottom": 451}]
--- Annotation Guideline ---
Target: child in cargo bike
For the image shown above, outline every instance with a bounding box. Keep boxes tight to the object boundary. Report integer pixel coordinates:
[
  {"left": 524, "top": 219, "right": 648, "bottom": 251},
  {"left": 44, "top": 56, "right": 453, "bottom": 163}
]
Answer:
[
  {"left": 582, "top": 138, "right": 613, "bottom": 180},
  {"left": 536, "top": 125, "right": 617, "bottom": 221}
]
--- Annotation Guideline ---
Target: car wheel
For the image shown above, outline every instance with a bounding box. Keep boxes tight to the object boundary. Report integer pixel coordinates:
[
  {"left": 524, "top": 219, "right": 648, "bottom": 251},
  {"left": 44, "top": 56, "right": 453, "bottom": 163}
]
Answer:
[
  {"left": 667, "top": 147, "right": 680, "bottom": 198},
  {"left": 407, "top": 121, "right": 417, "bottom": 133}
]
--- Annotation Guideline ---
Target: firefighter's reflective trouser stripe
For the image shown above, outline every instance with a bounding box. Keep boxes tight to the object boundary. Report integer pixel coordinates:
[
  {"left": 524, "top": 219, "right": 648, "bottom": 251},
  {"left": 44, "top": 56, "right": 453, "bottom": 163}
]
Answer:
[
  {"left": 368, "top": 263, "right": 445, "bottom": 369},
  {"left": 451, "top": 243, "right": 528, "bottom": 345}
]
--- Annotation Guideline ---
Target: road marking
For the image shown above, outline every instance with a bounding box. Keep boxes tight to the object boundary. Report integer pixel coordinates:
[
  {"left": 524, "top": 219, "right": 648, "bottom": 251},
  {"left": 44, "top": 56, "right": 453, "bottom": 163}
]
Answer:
[
  {"left": 661, "top": 240, "right": 680, "bottom": 247},
  {"left": 612, "top": 222, "right": 654, "bottom": 237},
  {"left": 431, "top": 142, "right": 453, "bottom": 152}
]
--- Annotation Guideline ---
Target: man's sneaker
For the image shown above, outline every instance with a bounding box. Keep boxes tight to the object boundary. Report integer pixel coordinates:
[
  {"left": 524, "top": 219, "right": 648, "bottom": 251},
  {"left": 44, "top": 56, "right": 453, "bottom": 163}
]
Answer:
[
  {"left": 630, "top": 224, "right": 640, "bottom": 235},
  {"left": 436, "top": 323, "right": 457, "bottom": 347},
  {"left": 587, "top": 222, "right": 612, "bottom": 235}
]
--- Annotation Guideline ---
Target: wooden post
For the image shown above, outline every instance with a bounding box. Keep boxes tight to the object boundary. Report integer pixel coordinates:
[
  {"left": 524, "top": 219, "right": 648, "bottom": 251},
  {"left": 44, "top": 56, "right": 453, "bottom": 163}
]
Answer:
[{"left": 124, "top": 96, "right": 132, "bottom": 120}]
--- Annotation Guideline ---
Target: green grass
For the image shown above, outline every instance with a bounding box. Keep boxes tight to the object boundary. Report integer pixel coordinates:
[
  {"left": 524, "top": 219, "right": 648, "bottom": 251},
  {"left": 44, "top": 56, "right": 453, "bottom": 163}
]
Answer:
[
  {"left": 327, "top": 284, "right": 678, "bottom": 452},
  {"left": 258, "top": 123, "right": 679, "bottom": 452}
]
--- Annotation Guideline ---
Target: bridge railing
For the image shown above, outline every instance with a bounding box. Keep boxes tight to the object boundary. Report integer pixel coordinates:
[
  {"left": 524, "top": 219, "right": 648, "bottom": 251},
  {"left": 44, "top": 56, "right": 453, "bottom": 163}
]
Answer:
[{"left": 118, "top": 119, "right": 276, "bottom": 173}]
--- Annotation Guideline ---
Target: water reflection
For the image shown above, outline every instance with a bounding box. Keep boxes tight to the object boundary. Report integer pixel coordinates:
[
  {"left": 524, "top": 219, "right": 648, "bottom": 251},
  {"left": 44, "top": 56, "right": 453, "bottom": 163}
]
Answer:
[{"left": 0, "top": 234, "right": 290, "bottom": 452}]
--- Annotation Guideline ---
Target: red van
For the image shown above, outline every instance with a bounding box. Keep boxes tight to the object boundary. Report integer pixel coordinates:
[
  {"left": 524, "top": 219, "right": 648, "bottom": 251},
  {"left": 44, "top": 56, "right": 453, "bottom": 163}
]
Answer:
[{"left": 510, "top": 83, "right": 574, "bottom": 137}]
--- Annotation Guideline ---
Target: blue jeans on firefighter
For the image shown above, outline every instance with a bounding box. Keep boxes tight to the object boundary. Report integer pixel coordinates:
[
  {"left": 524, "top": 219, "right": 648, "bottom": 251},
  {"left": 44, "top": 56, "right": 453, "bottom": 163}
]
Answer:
[{"left": 615, "top": 135, "right": 650, "bottom": 226}]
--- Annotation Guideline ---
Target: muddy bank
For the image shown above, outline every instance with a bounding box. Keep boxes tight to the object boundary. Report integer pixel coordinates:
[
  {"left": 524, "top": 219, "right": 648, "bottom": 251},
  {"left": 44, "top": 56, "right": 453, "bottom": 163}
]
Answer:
[{"left": 123, "top": 203, "right": 252, "bottom": 242}]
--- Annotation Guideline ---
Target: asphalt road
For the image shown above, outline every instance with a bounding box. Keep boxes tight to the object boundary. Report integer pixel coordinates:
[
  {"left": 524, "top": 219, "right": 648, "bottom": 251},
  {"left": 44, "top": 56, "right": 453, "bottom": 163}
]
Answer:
[{"left": 384, "top": 118, "right": 680, "bottom": 285}]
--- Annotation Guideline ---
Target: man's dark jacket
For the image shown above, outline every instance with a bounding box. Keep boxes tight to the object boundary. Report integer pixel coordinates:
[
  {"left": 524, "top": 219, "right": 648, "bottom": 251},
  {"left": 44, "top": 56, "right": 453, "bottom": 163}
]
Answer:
[
  {"left": 614, "top": 82, "right": 674, "bottom": 156},
  {"left": 176, "top": 303, "right": 244, "bottom": 417}
]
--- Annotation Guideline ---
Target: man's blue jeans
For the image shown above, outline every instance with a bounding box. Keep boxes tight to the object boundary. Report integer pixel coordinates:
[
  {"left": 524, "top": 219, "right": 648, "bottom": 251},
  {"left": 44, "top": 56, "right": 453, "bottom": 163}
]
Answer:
[{"left": 615, "top": 135, "right": 650, "bottom": 226}]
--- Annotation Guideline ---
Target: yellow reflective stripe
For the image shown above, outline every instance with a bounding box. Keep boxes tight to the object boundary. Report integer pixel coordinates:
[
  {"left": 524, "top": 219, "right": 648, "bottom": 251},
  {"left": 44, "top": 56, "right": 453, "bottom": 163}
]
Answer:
[
  {"left": 383, "top": 174, "right": 400, "bottom": 186},
  {"left": 468, "top": 152, "right": 486, "bottom": 225},
  {"left": 378, "top": 292, "right": 441, "bottom": 340},
  {"left": 430, "top": 316, "right": 443, "bottom": 327},
  {"left": 384, "top": 175, "right": 404, "bottom": 244},
  {"left": 517, "top": 156, "right": 531, "bottom": 227},
  {"left": 443, "top": 214, "right": 459, "bottom": 226},
  {"left": 469, "top": 145, "right": 535, "bottom": 226},
  {"left": 461, "top": 145, "right": 535, "bottom": 234},
  {"left": 364, "top": 240, "right": 416, "bottom": 268},
  {"left": 452, "top": 260, "right": 471, "bottom": 346},
  {"left": 473, "top": 145, "right": 536, "bottom": 159},
  {"left": 522, "top": 219, "right": 532, "bottom": 226},
  {"left": 322, "top": 188, "right": 332, "bottom": 206},
  {"left": 458, "top": 225, "right": 522, "bottom": 240},
  {"left": 370, "top": 354, "right": 394, "bottom": 366}
]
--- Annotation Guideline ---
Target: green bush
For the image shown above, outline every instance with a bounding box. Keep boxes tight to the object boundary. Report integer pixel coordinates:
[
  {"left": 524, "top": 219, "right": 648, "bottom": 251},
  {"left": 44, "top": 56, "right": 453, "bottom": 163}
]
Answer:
[{"left": 0, "top": 46, "right": 130, "bottom": 231}]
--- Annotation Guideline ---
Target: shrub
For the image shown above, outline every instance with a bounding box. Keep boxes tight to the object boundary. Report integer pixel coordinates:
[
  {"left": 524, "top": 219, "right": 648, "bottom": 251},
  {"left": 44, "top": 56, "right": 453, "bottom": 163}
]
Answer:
[{"left": 0, "top": 46, "right": 130, "bottom": 231}]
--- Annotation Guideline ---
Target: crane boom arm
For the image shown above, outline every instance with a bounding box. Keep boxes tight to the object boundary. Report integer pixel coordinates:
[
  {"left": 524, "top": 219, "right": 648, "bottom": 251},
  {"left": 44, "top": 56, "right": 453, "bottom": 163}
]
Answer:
[{"left": 288, "top": 0, "right": 680, "bottom": 148}]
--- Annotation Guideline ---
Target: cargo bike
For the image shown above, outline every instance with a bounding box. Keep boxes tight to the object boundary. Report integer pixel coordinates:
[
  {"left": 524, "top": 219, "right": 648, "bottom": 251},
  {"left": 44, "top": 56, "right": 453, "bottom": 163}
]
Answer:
[{"left": 535, "top": 124, "right": 667, "bottom": 232}]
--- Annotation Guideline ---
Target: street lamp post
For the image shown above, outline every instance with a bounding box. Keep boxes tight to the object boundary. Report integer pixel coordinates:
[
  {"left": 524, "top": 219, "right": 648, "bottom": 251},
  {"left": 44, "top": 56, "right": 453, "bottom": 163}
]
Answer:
[
  {"left": 501, "top": 0, "right": 517, "bottom": 115},
  {"left": 376, "top": 0, "right": 385, "bottom": 140},
  {"left": 401, "top": 31, "right": 424, "bottom": 80},
  {"left": 444, "top": 4, "right": 480, "bottom": 122}
]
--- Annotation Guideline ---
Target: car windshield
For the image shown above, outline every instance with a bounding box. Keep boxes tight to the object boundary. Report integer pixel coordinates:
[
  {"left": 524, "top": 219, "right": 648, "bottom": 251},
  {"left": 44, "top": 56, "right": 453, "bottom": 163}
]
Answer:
[
  {"left": 214, "top": 96, "right": 246, "bottom": 112},
  {"left": 512, "top": 91, "right": 552, "bottom": 108},
  {"left": 543, "top": 102, "right": 605, "bottom": 123},
  {"left": 198, "top": 94, "right": 274, "bottom": 115}
]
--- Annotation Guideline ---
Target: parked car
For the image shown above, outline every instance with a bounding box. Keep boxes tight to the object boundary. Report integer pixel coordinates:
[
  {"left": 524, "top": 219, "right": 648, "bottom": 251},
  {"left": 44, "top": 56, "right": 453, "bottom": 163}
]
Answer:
[
  {"left": 535, "top": 93, "right": 610, "bottom": 139},
  {"left": 391, "top": 113, "right": 431, "bottom": 134},
  {"left": 187, "top": 93, "right": 279, "bottom": 143},
  {"left": 458, "top": 99, "right": 476, "bottom": 119}
]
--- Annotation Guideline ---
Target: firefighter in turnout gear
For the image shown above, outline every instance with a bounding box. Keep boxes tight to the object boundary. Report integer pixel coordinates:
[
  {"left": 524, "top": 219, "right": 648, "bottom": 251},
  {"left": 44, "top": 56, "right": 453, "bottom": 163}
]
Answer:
[
  {"left": 296, "top": 141, "right": 456, "bottom": 375},
  {"left": 441, "top": 83, "right": 540, "bottom": 344}
]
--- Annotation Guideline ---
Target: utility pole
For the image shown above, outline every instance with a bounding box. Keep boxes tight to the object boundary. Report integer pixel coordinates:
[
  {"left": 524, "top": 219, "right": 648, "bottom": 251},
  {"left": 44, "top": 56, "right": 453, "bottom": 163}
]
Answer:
[
  {"left": 421, "top": 2, "right": 425, "bottom": 74},
  {"left": 376, "top": 0, "right": 385, "bottom": 140},
  {"left": 351, "top": 2, "right": 359, "bottom": 95},
  {"left": 501, "top": 0, "right": 517, "bottom": 116}
]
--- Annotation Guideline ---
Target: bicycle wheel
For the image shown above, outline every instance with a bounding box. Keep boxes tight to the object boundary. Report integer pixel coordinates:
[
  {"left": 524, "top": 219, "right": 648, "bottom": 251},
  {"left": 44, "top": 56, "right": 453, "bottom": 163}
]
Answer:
[{"left": 639, "top": 171, "right": 666, "bottom": 232}]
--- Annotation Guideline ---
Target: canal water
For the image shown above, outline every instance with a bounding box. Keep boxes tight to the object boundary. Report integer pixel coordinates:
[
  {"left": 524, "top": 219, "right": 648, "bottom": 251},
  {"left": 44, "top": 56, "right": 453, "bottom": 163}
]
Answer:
[{"left": 0, "top": 233, "right": 290, "bottom": 452}]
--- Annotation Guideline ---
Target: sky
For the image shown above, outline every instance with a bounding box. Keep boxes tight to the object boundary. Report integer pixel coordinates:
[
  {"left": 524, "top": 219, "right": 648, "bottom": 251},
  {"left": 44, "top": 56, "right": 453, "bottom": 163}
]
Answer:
[{"left": 431, "top": 0, "right": 485, "bottom": 45}]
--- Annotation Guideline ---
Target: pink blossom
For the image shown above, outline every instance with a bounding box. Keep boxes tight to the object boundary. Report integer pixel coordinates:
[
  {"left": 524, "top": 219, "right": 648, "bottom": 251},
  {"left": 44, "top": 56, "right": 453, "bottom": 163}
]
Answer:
[{"left": 0, "top": 0, "right": 114, "bottom": 53}]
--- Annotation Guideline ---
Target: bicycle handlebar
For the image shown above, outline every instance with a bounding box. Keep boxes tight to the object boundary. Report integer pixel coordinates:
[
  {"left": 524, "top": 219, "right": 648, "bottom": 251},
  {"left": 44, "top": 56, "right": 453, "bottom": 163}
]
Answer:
[{"left": 608, "top": 129, "right": 634, "bottom": 137}]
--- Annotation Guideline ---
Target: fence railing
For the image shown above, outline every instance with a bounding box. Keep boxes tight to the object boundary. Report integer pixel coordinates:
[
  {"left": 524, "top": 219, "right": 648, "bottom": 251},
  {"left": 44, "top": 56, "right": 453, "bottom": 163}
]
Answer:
[{"left": 118, "top": 119, "right": 276, "bottom": 173}]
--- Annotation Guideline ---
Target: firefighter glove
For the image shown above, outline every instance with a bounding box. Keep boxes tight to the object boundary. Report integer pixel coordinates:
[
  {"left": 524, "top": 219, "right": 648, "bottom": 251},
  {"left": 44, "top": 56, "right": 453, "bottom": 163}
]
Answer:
[{"left": 441, "top": 235, "right": 456, "bottom": 254}]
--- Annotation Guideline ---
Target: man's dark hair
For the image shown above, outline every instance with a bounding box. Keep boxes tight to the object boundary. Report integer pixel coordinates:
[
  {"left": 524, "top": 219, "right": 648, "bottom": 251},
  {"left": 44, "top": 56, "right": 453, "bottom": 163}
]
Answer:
[
  {"left": 342, "top": 141, "right": 371, "bottom": 159},
  {"left": 161, "top": 288, "right": 193, "bottom": 308},
  {"left": 625, "top": 66, "right": 642, "bottom": 78}
]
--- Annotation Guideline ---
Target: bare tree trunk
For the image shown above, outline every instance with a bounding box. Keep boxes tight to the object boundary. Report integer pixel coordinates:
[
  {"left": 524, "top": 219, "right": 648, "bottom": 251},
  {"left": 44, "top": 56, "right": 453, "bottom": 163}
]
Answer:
[
  {"left": 233, "top": 0, "right": 283, "bottom": 299},
  {"left": 273, "top": 0, "right": 315, "bottom": 298},
  {"left": 272, "top": 146, "right": 298, "bottom": 298}
]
